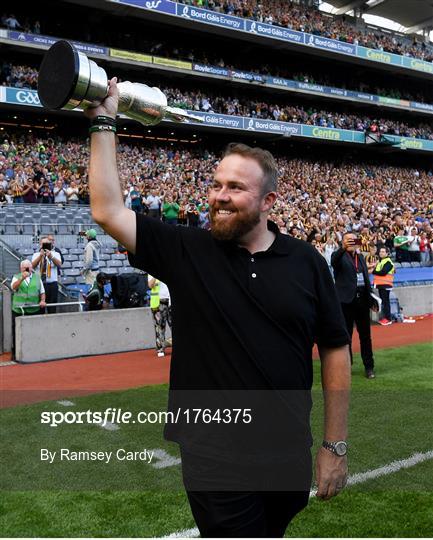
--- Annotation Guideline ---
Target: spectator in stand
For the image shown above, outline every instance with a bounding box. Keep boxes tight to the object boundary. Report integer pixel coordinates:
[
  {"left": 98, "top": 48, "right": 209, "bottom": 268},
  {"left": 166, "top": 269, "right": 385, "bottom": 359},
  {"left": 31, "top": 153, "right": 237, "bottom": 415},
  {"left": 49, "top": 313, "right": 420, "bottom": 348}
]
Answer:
[
  {"left": 145, "top": 189, "right": 162, "bottom": 219},
  {"left": 162, "top": 194, "right": 180, "bottom": 225},
  {"left": 407, "top": 226, "right": 421, "bottom": 262},
  {"left": 66, "top": 180, "right": 79, "bottom": 205},
  {"left": 78, "top": 181, "right": 90, "bottom": 204},
  {"left": 54, "top": 179, "right": 67, "bottom": 206},
  {"left": 322, "top": 233, "right": 339, "bottom": 269},
  {"left": 419, "top": 231, "right": 432, "bottom": 264},
  {"left": 198, "top": 204, "right": 210, "bottom": 230},
  {"left": 186, "top": 199, "right": 200, "bottom": 227},
  {"left": 393, "top": 228, "right": 410, "bottom": 263},
  {"left": 38, "top": 179, "right": 53, "bottom": 204},
  {"left": 4, "top": 14, "right": 21, "bottom": 30},
  {"left": 365, "top": 244, "right": 378, "bottom": 272},
  {"left": 130, "top": 185, "right": 143, "bottom": 213},
  {"left": 31, "top": 236, "right": 62, "bottom": 314},
  {"left": 22, "top": 179, "right": 38, "bottom": 203}
]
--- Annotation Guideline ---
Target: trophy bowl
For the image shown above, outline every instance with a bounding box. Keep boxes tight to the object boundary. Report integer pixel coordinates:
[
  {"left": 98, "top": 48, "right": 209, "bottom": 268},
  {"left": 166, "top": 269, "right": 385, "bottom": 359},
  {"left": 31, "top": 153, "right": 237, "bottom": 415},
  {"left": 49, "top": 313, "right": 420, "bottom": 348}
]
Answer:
[{"left": 38, "top": 40, "right": 203, "bottom": 125}]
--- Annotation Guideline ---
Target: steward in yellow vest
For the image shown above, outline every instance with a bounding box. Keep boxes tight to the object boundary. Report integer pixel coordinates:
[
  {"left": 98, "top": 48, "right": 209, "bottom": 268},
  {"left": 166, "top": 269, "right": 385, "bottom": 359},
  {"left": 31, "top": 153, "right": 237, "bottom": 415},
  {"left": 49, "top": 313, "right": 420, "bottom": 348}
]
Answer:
[
  {"left": 372, "top": 254, "right": 395, "bottom": 288},
  {"left": 372, "top": 247, "right": 395, "bottom": 325},
  {"left": 150, "top": 279, "right": 161, "bottom": 310},
  {"left": 12, "top": 262, "right": 46, "bottom": 315},
  {"left": 11, "top": 260, "right": 46, "bottom": 360}
]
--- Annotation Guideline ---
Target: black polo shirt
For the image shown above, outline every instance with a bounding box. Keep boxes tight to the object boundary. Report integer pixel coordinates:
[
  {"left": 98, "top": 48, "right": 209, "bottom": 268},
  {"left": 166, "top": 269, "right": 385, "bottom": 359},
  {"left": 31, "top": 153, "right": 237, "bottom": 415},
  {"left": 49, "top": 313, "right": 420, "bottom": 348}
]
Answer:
[{"left": 129, "top": 215, "right": 349, "bottom": 459}]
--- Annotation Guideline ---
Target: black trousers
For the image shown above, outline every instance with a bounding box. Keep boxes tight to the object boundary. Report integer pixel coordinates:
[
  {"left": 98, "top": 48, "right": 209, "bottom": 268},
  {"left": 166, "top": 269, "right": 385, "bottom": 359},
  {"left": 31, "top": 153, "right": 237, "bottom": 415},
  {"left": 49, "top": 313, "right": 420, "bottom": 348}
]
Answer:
[
  {"left": 341, "top": 296, "right": 374, "bottom": 370},
  {"left": 186, "top": 489, "right": 309, "bottom": 537},
  {"left": 377, "top": 287, "right": 391, "bottom": 320},
  {"left": 43, "top": 281, "right": 58, "bottom": 314},
  {"left": 181, "top": 450, "right": 311, "bottom": 537}
]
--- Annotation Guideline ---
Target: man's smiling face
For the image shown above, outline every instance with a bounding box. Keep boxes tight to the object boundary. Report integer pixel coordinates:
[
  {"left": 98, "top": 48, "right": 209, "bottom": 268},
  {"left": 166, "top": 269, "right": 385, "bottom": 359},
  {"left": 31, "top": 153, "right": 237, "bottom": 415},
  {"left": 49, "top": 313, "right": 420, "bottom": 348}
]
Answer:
[{"left": 208, "top": 154, "right": 265, "bottom": 242}]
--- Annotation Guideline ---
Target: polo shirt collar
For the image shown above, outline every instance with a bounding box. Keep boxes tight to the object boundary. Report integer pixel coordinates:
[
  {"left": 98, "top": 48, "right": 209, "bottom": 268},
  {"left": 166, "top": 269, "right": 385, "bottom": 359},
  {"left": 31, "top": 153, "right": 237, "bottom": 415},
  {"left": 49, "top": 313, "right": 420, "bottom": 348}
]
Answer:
[
  {"left": 218, "top": 220, "right": 291, "bottom": 256},
  {"left": 266, "top": 220, "right": 291, "bottom": 255}
]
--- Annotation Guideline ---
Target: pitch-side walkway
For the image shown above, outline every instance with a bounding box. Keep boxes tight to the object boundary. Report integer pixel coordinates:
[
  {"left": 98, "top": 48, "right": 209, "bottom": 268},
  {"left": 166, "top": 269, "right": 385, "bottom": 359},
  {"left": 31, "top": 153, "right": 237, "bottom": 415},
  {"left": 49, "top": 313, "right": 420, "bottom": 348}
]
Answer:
[{"left": 1, "top": 318, "right": 431, "bottom": 408}]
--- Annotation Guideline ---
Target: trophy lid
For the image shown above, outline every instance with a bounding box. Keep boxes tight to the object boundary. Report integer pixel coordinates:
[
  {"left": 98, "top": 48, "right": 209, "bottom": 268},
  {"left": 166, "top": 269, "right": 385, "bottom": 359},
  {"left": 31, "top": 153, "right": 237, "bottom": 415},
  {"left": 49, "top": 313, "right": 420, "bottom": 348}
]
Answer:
[{"left": 38, "top": 40, "right": 80, "bottom": 110}]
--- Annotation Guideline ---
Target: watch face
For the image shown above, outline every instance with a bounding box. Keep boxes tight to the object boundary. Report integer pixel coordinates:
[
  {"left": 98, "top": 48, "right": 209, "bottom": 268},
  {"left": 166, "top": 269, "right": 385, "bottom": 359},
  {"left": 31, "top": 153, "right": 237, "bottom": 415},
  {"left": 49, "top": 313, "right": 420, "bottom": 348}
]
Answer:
[{"left": 335, "top": 441, "right": 347, "bottom": 456}]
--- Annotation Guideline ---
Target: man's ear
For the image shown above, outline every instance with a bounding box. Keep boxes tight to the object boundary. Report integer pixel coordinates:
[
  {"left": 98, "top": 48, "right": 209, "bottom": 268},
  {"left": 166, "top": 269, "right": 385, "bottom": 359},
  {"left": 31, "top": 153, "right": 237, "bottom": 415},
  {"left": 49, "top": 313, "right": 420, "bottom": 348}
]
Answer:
[{"left": 262, "top": 191, "right": 277, "bottom": 213}]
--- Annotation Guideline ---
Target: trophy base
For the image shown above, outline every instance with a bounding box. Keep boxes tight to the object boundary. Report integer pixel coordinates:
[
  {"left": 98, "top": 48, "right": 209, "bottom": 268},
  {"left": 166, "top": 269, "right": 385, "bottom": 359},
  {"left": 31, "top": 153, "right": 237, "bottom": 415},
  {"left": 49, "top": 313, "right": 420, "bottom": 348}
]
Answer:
[{"left": 38, "top": 41, "right": 80, "bottom": 110}]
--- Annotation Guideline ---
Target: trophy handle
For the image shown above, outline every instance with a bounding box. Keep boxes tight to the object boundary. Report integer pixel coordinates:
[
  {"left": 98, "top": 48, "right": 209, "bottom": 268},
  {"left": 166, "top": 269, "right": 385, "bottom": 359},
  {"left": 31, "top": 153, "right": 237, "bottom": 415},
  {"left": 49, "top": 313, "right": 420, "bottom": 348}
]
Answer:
[{"left": 166, "top": 106, "right": 204, "bottom": 123}]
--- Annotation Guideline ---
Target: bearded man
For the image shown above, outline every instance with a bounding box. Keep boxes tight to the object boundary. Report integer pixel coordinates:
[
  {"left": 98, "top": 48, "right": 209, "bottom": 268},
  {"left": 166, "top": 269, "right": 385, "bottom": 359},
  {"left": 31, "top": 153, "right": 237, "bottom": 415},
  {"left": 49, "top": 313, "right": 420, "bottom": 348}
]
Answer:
[{"left": 85, "top": 78, "right": 351, "bottom": 538}]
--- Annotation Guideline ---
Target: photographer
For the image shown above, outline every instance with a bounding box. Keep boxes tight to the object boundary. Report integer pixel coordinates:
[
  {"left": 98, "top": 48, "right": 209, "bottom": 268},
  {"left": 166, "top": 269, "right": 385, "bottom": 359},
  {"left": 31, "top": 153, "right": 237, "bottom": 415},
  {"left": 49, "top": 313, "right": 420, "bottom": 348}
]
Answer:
[
  {"left": 31, "top": 237, "right": 62, "bottom": 313},
  {"left": 11, "top": 259, "right": 46, "bottom": 359},
  {"left": 84, "top": 272, "right": 110, "bottom": 311},
  {"left": 331, "top": 232, "right": 377, "bottom": 379}
]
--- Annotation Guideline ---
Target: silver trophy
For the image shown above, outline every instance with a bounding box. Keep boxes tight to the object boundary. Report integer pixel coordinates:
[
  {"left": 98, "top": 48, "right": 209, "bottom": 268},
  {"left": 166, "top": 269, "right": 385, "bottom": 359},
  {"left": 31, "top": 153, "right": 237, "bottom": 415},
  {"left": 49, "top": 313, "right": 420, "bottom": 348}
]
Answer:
[{"left": 38, "top": 40, "right": 203, "bottom": 125}]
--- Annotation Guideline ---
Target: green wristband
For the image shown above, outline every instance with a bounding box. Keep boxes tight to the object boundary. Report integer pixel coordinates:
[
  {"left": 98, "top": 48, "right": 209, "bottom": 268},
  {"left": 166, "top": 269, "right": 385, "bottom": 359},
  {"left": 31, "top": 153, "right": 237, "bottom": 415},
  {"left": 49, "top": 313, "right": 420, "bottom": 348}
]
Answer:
[{"left": 89, "top": 124, "right": 117, "bottom": 135}]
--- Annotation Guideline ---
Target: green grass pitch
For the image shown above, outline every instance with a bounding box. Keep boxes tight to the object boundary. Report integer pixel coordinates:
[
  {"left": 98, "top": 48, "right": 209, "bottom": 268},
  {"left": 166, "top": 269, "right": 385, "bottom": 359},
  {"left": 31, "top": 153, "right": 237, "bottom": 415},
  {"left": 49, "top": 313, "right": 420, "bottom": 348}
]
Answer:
[{"left": 1, "top": 342, "right": 432, "bottom": 537}]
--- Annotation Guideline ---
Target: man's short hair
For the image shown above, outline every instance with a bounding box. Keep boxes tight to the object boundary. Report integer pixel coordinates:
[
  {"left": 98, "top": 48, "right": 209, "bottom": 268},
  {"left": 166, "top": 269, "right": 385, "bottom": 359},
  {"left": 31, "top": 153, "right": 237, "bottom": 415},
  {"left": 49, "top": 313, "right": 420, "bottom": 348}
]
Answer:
[{"left": 223, "top": 143, "right": 278, "bottom": 195}]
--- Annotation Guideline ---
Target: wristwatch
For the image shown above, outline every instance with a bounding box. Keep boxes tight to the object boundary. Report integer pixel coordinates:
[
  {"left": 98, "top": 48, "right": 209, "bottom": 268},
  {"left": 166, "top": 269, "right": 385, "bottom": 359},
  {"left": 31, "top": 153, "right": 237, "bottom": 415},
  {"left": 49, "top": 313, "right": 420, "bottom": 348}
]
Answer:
[{"left": 322, "top": 440, "right": 348, "bottom": 456}]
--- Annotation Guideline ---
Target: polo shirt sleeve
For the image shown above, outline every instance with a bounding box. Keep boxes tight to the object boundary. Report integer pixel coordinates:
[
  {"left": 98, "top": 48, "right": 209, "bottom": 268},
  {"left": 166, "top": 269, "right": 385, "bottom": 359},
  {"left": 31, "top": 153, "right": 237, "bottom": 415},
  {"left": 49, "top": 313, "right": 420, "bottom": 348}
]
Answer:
[
  {"left": 314, "top": 253, "right": 350, "bottom": 349},
  {"left": 128, "top": 213, "right": 182, "bottom": 284}
]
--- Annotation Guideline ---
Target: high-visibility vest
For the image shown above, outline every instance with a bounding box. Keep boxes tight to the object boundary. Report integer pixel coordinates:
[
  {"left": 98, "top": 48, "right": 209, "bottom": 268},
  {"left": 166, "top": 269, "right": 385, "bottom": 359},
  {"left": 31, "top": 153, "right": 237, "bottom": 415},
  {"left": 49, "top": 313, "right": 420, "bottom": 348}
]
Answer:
[
  {"left": 150, "top": 280, "right": 160, "bottom": 309},
  {"left": 12, "top": 273, "right": 41, "bottom": 314},
  {"left": 373, "top": 257, "right": 395, "bottom": 287}
]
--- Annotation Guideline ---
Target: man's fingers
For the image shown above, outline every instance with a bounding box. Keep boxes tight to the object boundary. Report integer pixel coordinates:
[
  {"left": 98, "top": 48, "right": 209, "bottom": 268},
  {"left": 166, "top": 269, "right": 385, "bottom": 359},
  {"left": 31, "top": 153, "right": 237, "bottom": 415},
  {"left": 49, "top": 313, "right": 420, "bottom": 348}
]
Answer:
[
  {"left": 316, "top": 473, "right": 347, "bottom": 500},
  {"left": 316, "top": 479, "right": 330, "bottom": 499}
]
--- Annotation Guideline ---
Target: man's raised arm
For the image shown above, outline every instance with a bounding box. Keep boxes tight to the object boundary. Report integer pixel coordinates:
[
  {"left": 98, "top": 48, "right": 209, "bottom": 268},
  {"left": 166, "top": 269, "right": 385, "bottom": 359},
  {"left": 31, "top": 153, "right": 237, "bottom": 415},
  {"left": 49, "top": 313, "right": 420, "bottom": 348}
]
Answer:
[{"left": 85, "top": 77, "right": 136, "bottom": 254}]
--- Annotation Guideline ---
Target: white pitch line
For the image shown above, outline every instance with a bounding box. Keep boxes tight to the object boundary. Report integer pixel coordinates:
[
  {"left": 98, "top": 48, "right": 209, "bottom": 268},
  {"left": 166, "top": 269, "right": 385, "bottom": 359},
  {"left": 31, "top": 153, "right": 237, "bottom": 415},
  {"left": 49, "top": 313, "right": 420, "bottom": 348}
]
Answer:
[
  {"left": 56, "top": 400, "right": 75, "bottom": 406},
  {"left": 0, "top": 361, "right": 16, "bottom": 367},
  {"left": 346, "top": 450, "right": 433, "bottom": 486},
  {"left": 151, "top": 449, "right": 182, "bottom": 469},
  {"left": 96, "top": 421, "right": 120, "bottom": 431},
  {"left": 166, "top": 528, "right": 199, "bottom": 538},
  {"left": 164, "top": 449, "right": 433, "bottom": 538}
]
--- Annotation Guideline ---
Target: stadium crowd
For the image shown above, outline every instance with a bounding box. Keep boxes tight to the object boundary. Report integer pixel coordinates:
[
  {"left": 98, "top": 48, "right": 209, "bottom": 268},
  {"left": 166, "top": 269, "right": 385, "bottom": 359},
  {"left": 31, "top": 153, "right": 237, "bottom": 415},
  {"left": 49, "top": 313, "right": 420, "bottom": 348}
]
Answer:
[
  {"left": 178, "top": 0, "right": 433, "bottom": 62},
  {"left": 1, "top": 44, "right": 431, "bottom": 104},
  {"left": 162, "top": 86, "right": 433, "bottom": 139},
  {"left": 1, "top": 132, "right": 432, "bottom": 264},
  {"left": 0, "top": 63, "right": 432, "bottom": 140},
  {"left": 2, "top": 1, "right": 432, "bottom": 64}
]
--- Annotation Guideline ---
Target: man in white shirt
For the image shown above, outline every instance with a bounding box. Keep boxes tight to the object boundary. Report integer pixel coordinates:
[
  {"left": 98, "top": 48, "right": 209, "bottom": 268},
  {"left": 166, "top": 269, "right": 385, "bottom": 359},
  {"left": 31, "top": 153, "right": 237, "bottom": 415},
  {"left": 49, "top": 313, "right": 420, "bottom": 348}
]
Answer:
[
  {"left": 66, "top": 181, "right": 80, "bottom": 205},
  {"left": 145, "top": 190, "right": 162, "bottom": 219},
  {"left": 54, "top": 180, "right": 67, "bottom": 205},
  {"left": 32, "top": 237, "right": 62, "bottom": 313}
]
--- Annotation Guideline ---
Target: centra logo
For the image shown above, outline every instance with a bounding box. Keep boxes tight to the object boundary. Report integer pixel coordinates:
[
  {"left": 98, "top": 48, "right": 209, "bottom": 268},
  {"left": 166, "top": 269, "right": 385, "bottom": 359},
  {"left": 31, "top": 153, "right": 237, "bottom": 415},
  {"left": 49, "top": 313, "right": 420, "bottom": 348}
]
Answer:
[{"left": 312, "top": 127, "right": 340, "bottom": 140}]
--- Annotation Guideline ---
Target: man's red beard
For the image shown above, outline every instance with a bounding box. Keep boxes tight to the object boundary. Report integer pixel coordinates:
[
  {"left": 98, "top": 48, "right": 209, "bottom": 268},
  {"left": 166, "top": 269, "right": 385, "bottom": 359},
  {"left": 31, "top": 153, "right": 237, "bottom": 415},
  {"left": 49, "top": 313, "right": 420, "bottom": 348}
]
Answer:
[{"left": 209, "top": 205, "right": 261, "bottom": 241}]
